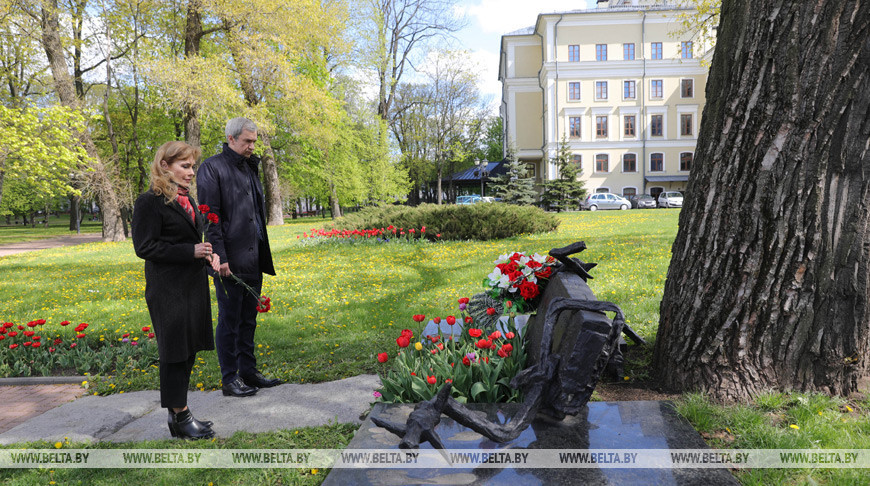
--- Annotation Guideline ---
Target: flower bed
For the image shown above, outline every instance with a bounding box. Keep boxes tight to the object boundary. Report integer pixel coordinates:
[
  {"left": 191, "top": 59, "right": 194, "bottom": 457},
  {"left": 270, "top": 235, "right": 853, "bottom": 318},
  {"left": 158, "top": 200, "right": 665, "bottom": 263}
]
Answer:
[
  {"left": 0, "top": 319, "right": 157, "bottom": 379},
  {"left": 299, "top": 225, "right": 436, "bottom": 244}
]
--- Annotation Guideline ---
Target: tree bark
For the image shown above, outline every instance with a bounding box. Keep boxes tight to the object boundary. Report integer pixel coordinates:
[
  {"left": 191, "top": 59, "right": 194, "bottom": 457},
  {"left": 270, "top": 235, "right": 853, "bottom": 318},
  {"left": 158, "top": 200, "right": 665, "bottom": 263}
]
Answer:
[
  {"left": 182, "top": 0, "right": 203, "bottom": 147},
  {"left": 40, "top": 0, "right": 125, "bottom": 242},
  {"left": 653, "top": 0, "right": 870, "bottom": 400},
  {"left": 259, "top": 133, "right": 284, "bottom": 225}
]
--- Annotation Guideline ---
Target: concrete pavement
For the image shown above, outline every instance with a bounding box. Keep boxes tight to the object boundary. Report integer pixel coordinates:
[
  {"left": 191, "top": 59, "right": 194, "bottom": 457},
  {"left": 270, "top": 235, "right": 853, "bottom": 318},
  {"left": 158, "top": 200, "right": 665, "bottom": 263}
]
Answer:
[{"left": 0, "top": 375, "right": 381, "bottom": 444}]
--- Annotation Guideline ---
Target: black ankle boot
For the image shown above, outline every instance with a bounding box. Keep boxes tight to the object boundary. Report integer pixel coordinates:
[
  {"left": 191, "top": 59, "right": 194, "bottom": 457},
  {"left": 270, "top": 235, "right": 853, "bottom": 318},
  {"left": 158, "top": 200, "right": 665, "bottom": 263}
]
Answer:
[
  {"left": 168, "top": 409, "right": 215, "bottom": 440},
  {"left": 167, "top": 410, "right": 213, "bottom": 434}
]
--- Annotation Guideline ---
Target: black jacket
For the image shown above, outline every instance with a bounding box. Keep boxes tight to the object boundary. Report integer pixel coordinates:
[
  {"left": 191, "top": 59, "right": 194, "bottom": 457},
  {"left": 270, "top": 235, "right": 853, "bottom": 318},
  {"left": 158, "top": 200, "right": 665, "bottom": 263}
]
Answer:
[
  {"left": 196, "top": 143, "right": 275, "bottom": 279},
  {"left": 132, "top": 190, "right": 214, "bottom": 362}
]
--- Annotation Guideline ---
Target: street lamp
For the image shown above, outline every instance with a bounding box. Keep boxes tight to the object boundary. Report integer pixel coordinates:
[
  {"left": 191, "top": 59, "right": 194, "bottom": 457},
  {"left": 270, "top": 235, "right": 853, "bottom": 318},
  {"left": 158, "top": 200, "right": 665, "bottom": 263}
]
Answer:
[{"left": 475, "top": 158, "right": 489, "bottom": 197}]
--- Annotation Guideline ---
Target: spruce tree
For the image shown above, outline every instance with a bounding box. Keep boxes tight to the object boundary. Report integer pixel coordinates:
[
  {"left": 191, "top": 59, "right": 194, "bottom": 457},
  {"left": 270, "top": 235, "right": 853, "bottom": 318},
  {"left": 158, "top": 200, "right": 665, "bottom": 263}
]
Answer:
[
  {"left": 490, "top": 143, "right": 538, "bottom": 205},
  {"left": 540, "top": 137, "right": 587, "bottom": 211}
]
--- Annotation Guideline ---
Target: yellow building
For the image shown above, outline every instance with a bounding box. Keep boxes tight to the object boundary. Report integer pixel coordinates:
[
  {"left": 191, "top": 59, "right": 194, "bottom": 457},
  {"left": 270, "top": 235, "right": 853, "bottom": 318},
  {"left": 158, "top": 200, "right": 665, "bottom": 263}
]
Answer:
[{"left": 498, "top": 0, "right": 711, "bottom": 200}]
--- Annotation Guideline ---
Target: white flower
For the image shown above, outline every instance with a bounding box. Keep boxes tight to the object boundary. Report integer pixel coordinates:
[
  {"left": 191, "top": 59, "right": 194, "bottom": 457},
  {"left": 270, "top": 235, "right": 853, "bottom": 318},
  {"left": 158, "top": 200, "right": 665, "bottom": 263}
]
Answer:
[
  {"left": 487, "top": 267, "right": 503, "bottom": 285},
  {"left": 497, "top": 275, "right": 511, "bottom": 289},
  {"left": 519, "top": 255, "right": 531, "bottom": 266},
  {"left": 531, "top": 253, "right": 547, "bottom": 263}
]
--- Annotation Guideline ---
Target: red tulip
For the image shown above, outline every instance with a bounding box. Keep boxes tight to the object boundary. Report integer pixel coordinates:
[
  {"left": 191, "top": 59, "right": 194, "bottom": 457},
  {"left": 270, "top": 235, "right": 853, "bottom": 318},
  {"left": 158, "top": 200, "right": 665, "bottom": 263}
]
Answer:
[
  {"left": 412, "top": 314, "right": 426, "bottom": 322},
  {"left": 486, "top": 307, "right": 496, "bottom": 316},
  {"left": 23, "top": 342, "right": 31, "bottom": 347},
  {"left": 446, "top": 316, "right": 456, "bottom": 326},
  {"left": 32, "top": 342, "right": 41, "bottom": 348},
  {"left": 468, "top": 328, "right": 482, "bottom": 338},
  {"left": 489, "top": 331, "right": 502, "bottom": 340},
  {"left": 462, "top": 356, "right": 471, "bottom": 366},
  {"left": 506, "top": 301, "right": 513, "bottom": 308},
  {"left": 396, "top": 336, "right": 410, "bottom": 348},
  {"left": 23, "top": 330, "right": 35, "bottom": 337},
  {"left": 27, "top": 321, "right": 38, "bottom": 327},
  {"left": 458, "top": 297, "right": 470, "bottom": 304},
  {"left": 148, "top": 333, "right": 155, "bottom": 339},
  {"left": 427, "top": 376, "right": 437, "bottom": 385},
  {"left": 464, "top": 316, "right": 473, "bottom": 324},
  {"left": 401, "top": 329, "right": 413, "bottom": 339},
  {"left": 60, "top": 321, "right": 70, "bottom": 326},
  {"left": 32, "top": 336, "right": 40, "bottom": 341},
  {"left": 476, "top": 339, "right": 490, "bottom": 349},
  {"left": 8, "top": 331, "right": 17, "bottom": 337},
  {"left": 122, "top": 333, "right": 130, "bottom": 338},
  {"left": 9, "top": 343, "right": 18, "bottom": 349},
  {"left": 142, "top": 326, "right": 150, "bottom": 332},
  {"left": 506, "top": 332, "right": 515, "bottom": 340},
  {"left": 377, "top": 352, "right": 389, "bottom": 363},
  {"left": 77, "top": 333, "right": 86, "bottom": 339},
  {"left": 0, "top": 335, "right": 4, "bottom": 341},
  {"left": 433, "top": 317, "right": 441, "bottom": 324}
]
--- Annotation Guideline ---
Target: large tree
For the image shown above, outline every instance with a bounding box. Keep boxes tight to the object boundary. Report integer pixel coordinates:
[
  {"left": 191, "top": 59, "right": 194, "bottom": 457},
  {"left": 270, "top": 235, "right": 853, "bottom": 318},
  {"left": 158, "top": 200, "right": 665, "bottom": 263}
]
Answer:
[{"left": 653, "top": 0, "right": 870, "bottom": 400}]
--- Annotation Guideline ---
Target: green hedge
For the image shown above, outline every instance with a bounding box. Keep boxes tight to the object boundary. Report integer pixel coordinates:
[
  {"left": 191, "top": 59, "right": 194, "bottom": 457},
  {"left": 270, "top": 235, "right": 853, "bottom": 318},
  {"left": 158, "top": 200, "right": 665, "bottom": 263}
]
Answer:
[{"left": 329, "top": 203, "right": 560, "bottom": 241}]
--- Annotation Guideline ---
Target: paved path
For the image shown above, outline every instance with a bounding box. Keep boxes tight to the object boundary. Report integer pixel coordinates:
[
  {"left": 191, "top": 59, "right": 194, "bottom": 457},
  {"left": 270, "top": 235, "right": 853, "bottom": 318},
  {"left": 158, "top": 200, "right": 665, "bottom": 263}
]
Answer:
[
  {"left": 0, "top": 375, "right": 381, "bottom": 444},
  {"left": 0, "top": 233, "right": 103, "bottom": 257},
  {"left": 0, "top": 384, "right": 87, "bottom": 434}
]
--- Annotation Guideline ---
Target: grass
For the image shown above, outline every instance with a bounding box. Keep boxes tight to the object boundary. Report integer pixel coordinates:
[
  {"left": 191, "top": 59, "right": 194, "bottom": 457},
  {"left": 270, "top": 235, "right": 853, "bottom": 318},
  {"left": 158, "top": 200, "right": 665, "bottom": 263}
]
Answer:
[
  {"left": 0, "top": 209, "right": 676, "bottom": 393},
  {"left": 0, "top": 215, "right": 103, "bottom": 245},
  {"left": 4, "top": 208, "right": 869, "bottom": 484}
]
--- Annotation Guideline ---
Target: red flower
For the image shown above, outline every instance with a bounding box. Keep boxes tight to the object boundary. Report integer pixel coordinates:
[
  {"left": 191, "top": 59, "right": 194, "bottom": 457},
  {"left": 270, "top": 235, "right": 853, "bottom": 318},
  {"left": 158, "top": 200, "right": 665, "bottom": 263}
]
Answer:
[
  {"left": 475, "top": 339, "right": 491, "bottom": 349},
  {"left": 74, "top": 323, "right": 88, "bottom": 332},
  {"left": 23, "top": 342, "right": 31, "bottom": 347},
  {"left": 396, "top": 336, "right": 410, "bottom": 348},
  {"left": 0, "top": 328, "right": 4, "bottom": 334},
  {"left": 400, "top": 329, "right": 413, "bottom": 339},
  {"left": 437, "top": 343, "right": 444, "bottom": 350},
  {"left": 70, "top": 343, "right": 77, "bottom": 348},
  {"left": 410, "top": 372, "right": 416, "bottom": 376},
  {"left": 482, "top": 356, "right": 490, "bottom": 363},
  {"left": 502, "top": 343, "right": 513, "bottom": 353},
  {"left": 506, "top": 301, "right": 513, "bottom": 308},
  {"left": 37, "top": 319, "right": 45, "bottom": 325},
  {"left": 506, "top": 332, "right": 516, "bottom": 340},
  {"left": 468, "top": 328, "right": 482, "bottom": 338},
  {"left": 27, "top": 321, "right": 38, "bottom": 327},
  {"left": 8, "top": 331, "right": 17, "bottom": 337},
  {"left": 432, "top": 317, "right": 441, "bottom": 324},
  {"left": 148, "top": 333, "right": 155, "bottom": 339},
  {"left": 445, "top": 378, "right": 452, "bottom": 384},
  {"left": 421, "top": 226, "right": 426, "bottom": 233},
  {"left": 142, "top": 326, "right": 150, "bottom": 332},
  {"left": 446, "top": 316, "right": 456, "bottom": 326},
  {"left": 17, "top": 325, "right": 23, "bottom": 330},
  {"left": 122, "top": 333, "right": 130, "bottom": 338},
  {"left": 464, "top": 316, "right": 473, "bottom": 324},
  {"left": 32, "top": 342, "right": 41, "bottom": 348},
  {"left": 9, "top": 344, "right": 18, "bottom": 349},
  {"left": 412, "top": 314, "right": 426, "bottom": 322},
  {"left": 498, "top": 346, "right": 512, "bottom": 358},
  {"left": 0, "top": 335, "right": 4, "bottom": 341},
  {"left": 207, "top": 213, "right": 219, "bottom": 224},
  {"left": 60, "top": 321, "right": 70, "bottom": 326},
  {"left": 462, "top": 356, "right": 471, "bottom": 366},
  {"left": 535, "top": 266, "right": 553, "bottom": 279},
  {"left": 257, "top": 296, "right": 271, "bottom": 313},
  {"left": 32, "top": 336, "right": 41, "bottom": 341},
  {"left": 49, "top": 347, "right": 55, "bottom": 352},
  {"left": 486, "top": 307, "right": 496, "bottom": 316},
  {"left": 457, "top": 297, "right": 470, "bottom": 305},
  {"left": 427, "top": 376, "right": 437, "bottom": 385},
  {"left": 377, "top": 352, "right": 389, "bottom": 363},
  {"left": 76, "top": 333, "right": 86, "bottom": 339},
  {"left": 23, "top": 331, "right": 35, "bottom": 337},
  {"left": 518, "top": 280, "right": 540, "bottom": 300},
  {"left": 430, "top": 348, "right": 438, "bottom": 354},
  {"left": 3, "top": 322, "right": 12, "bottom": 328},
  {"left": 198, "top": 204, "right": 210, "bottom": 212},
  {"left": 429, "top": 335, "right": 440, "bottom": 343},
  {"left": 489, "top": 331, "right": 502, "bottom": 340},
  {"left": 54, "top": 338, "right": 62, "bottom": 345}
]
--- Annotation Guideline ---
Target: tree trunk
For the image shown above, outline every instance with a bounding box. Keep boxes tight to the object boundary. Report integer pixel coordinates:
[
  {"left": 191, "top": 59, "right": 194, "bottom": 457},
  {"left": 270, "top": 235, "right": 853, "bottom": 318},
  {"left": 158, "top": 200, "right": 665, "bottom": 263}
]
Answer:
[
  {"left": 259, "top": 133, "right": 284, "bottom": 226},
  {"left": 653, "top": 0, "right": 870, "bottom": 401},
  {"left": 182, "top": 0, "right": 204, "bottom": 147},
  {"left": 40, "top": 0, "right": 125, "bottom": 242}
]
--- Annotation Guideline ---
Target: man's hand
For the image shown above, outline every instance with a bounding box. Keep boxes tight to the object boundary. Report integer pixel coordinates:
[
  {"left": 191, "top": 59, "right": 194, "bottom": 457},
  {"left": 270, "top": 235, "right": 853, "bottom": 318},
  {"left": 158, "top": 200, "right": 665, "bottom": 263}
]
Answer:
[
  {"left": 208, "top": 253, "right": 221, "bottom": 273},
  {"left": 219, "top": 263, "right": 232, "bottom": 277},
  {"left": 194, "top": 242, "right": 213, "bottom": 259}
]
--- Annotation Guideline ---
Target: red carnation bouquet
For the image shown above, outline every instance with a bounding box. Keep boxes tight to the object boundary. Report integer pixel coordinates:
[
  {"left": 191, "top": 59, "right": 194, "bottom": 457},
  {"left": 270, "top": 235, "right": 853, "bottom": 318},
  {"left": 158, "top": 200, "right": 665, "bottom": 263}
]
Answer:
[
  {"left": 483, "top": 251, "right": 557, "bottom": 314},
  {"left": 198, "top": 204, "right": 271, "bottom": 313}
]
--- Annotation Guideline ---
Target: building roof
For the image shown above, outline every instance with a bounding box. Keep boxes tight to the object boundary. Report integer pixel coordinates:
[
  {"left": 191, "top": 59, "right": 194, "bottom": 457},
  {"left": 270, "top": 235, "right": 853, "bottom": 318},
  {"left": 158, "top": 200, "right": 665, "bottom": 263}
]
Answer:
[
  {"left": 645, "top": 175, "right": 689, "bottom": 182},
  {"left": 503, "top": 26, "right": 535, "bottom": 36},
  {"left": 448, "top": 160, "right": 508, "bottom": 182}
]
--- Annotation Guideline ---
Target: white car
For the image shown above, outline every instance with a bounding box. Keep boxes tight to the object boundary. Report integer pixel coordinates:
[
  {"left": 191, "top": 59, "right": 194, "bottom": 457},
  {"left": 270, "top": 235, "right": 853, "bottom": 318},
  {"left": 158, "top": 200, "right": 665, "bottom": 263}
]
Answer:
[
  {"left": 581, "top": 193, "right": 630, "bottom": 211},
  {"left": 657, "top": 191, "right": 684, "bottom": 208}
]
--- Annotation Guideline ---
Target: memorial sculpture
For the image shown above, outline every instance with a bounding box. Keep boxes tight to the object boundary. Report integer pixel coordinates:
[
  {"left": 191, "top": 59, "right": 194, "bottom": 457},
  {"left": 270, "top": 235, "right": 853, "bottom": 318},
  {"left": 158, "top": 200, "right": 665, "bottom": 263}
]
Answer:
[{"left": 371, "top": 241, "right": 646, "bottom": 449}]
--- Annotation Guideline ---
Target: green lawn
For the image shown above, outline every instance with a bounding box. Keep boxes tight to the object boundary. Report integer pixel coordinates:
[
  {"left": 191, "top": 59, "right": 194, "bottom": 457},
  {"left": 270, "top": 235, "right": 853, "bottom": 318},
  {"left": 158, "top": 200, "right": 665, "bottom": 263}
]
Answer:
[
  {"left": 0, "top": 215, "right": 103, "bottom": 244},
  {"left": 3, "top": 208, "right": 868, "bottom": 485}
]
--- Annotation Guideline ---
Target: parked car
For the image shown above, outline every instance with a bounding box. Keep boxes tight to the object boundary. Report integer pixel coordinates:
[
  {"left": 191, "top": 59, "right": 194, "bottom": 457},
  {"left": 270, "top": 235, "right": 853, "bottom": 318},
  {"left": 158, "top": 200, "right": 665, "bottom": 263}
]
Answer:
[
  {"left": 658, "top": 191, "right": 684, "bottom": 208},
  {"left": 581, "top": 193, "right": 630, "bottom": 211},
  {"left": 456, "top": 195, "right": 481, "bottom": 205},
  {"left": 629, "top": 194, "right": 657, "bottom": 209}
]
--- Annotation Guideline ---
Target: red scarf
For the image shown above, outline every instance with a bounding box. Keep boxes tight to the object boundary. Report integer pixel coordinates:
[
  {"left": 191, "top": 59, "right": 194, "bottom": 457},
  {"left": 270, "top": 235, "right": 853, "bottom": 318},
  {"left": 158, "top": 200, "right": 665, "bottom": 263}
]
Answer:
[{"left": 176, "top": 186, "right": 195, "bottom": 222}]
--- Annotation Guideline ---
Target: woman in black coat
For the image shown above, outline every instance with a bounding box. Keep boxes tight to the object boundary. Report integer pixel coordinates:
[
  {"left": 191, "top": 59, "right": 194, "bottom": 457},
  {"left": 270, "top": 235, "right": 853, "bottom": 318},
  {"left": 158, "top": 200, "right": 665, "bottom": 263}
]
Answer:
[{"left": 132, "top": 141, "right": 220, "bottom": 440}]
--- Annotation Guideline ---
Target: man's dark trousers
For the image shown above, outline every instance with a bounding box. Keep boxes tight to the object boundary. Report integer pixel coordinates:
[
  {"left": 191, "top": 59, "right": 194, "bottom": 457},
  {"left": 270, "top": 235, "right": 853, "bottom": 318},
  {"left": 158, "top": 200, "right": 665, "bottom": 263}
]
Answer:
[{"left": 214, "top": 274, "right": 262, "bottom": 384}]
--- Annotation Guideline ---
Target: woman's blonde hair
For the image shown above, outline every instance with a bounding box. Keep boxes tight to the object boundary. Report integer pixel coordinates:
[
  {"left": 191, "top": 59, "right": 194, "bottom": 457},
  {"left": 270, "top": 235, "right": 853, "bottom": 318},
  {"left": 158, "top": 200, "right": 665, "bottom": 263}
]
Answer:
[{"left": 150, "top": 141, "right": 201, "bottom": 203}]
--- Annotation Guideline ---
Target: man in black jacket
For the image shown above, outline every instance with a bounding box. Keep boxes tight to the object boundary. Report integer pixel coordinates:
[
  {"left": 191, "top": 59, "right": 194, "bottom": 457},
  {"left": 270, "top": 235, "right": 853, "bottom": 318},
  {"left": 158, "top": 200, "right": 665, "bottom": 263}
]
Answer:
[{"left": 197, "top": 117, "right": 281, "bottom": 397}]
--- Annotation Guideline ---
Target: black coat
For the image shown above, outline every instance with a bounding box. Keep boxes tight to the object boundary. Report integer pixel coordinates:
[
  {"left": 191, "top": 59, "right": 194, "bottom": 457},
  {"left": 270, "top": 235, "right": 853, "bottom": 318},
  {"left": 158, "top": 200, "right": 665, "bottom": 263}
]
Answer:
[
  {"left": 196, "top": 144, "right": 275, "bottom": 280},
  {"left": 132, "top": 190, "right": 214, "bottom": 363}
]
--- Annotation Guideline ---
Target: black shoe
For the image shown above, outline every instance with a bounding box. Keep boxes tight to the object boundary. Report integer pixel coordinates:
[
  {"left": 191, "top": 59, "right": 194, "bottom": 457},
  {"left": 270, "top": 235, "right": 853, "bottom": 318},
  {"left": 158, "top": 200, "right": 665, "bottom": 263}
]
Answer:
[
  {"left": 241, "top": 371, "right": 282, "bottom": 388},
  {"left": 168, "top": 409, "right": 214, "bottom": 440},
  {"left": 222, "top": 377, "right": 258, "bottom": 397},
  {"left": 168, "top": 409, "right": 212, "bottom": 429}
]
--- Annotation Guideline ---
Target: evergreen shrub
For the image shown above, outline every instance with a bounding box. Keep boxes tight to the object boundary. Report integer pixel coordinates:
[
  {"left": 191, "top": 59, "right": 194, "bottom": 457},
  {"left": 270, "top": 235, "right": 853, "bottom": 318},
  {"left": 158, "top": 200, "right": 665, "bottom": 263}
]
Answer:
[{"left": 329, "top": 203, "right": 559, "bottom": 241}]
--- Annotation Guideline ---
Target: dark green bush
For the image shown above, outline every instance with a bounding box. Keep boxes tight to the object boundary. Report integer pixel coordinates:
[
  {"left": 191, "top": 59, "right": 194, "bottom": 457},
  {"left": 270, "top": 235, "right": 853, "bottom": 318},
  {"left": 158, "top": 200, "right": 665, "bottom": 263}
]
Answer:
[{"left": 329, "top": 203, "right": 559, "bottom": 241}]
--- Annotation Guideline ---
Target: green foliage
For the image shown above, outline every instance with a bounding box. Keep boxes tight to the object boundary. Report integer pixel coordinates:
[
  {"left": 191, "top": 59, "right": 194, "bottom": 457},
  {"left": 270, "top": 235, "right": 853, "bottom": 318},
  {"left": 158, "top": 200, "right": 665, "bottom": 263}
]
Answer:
[
  {"left": 329, "top": 203, "right": 559, "bottom": 241},
  {"left": 540, "top": 137, "right": 587, "bottom": 212},
  {"left": 489, "top": 143, "right": 538, "bottom": 206}
]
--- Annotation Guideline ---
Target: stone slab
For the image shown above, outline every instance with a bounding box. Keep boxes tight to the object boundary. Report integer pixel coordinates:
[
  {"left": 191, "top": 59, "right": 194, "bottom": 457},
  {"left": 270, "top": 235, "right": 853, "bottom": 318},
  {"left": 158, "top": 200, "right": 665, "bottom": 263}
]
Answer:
[
  {"left": 422, "top": 315, "right": 529, "bottom": 340},
  {"left": 323, "top": 401, "right": 739, "bottom": 486},
  {"left": 0, "top": 375, "right": 381, "bottom": 444}
]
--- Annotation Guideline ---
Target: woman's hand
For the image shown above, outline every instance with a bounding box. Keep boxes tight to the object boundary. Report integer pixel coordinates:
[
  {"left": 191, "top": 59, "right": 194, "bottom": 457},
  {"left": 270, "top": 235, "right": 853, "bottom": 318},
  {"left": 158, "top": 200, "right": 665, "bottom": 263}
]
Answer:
[
  {"left": 207, "top": 253, "right": 221, "bottom": 272},
  {"left": 194, "top": 242, "right": 213, "bottom": 259}
]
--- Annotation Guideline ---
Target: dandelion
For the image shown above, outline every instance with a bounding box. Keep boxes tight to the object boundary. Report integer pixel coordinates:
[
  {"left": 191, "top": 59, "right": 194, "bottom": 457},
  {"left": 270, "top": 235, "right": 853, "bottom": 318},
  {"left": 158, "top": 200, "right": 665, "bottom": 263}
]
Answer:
[
  {"left": 54, "top": 442, "right": 62, "bottom": 449},
  {"left": 789, "top": 424, "right": 800, "bottom": 430}
]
